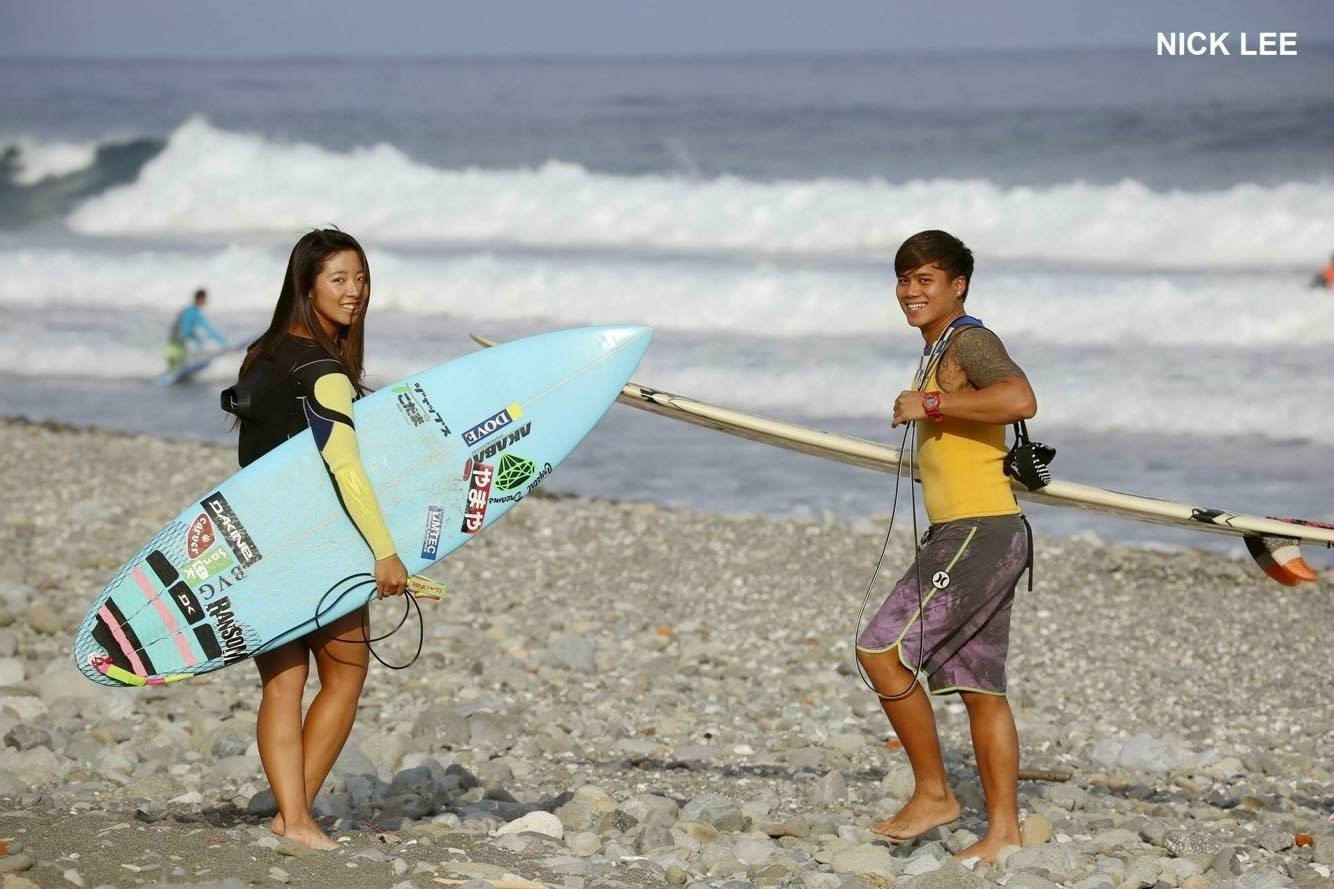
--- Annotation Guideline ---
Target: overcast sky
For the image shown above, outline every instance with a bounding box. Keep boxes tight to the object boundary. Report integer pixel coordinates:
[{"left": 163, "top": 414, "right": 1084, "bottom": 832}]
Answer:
[{"left": 3, "top": 0, "right": 1331, "bottom": 59}]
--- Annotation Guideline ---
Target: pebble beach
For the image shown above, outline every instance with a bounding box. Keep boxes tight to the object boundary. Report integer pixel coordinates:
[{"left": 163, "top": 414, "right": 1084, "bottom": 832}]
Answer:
[{"left": 0, "top": 418, "right": 1331, "bottom": 889}]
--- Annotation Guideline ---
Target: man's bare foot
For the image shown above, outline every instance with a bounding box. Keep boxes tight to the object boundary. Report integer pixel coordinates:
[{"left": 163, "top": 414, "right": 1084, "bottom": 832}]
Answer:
[
  {"left": 870, "top": 791, "right": 961, "bottom": 842},
  {"left": 955, "top": 828, "right": 1021, "bottom": 863},
  {"left": 278, "top": 817, "right": 339, "bottom": 851}
]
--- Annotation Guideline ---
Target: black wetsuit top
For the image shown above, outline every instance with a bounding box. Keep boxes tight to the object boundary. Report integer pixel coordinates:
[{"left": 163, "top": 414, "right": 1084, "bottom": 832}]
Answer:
[{"left": 236, "top": 334, "right": 396, "bottom": 559}]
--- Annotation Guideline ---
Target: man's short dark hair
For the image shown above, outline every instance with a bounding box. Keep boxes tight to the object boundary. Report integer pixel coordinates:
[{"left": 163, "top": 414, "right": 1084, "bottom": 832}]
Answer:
[
  {"left": 894, "top": 230, "right": 974, "bottom": 300},
  {"left": 194, "top": 288, "right": 207, "bottom": 303}
]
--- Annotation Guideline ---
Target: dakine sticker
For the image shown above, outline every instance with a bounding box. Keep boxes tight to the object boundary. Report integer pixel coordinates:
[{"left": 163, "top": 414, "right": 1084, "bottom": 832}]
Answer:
[
  {"left": 185, "top": 513, "right": 215, "bottom": 559},
  {"left": 420, "top": 505, "right": 445, "bottom": 560},
  {"left": 200, "top": 491, "right": 262, "bottom": 568},
  {"left": 460, "top": 460, "right": 494, "bottom": 534},
  {"left": 495, "top": 453, "right": 537, "bottom": 491},
  {"left": 471, "top": 421, "right": 532, "bottom": 462},
  {"left": 461, "top": 403, "right": 523, "bottom": 447}
]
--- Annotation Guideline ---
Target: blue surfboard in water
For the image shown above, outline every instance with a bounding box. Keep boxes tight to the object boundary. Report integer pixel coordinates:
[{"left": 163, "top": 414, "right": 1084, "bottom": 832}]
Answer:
[{"left": 76, "top": 325, "right": 652, "bottom": 686}]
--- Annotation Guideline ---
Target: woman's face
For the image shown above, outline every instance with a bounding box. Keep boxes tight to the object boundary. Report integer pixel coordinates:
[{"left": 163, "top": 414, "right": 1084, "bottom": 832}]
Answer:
[{"left": 308, "top": 249, "right": 367, "bottom": 335}]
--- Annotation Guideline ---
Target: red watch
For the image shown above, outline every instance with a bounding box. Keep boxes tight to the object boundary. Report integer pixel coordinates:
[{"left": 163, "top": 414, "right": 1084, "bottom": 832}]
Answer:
[{"left": 922, "top": 391, "right": 944, "bottom": 422}]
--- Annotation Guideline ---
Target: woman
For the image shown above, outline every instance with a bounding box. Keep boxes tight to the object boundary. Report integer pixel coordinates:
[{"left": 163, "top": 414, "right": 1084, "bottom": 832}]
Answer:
[{"left": 231, "top": 228, "right": 407, "bottom": 850}]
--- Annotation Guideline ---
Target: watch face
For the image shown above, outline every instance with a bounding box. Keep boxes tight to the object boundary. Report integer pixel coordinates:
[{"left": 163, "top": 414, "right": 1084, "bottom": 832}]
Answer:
[{"left": 924, "top": 395, "right": 939, "bottom": 408}]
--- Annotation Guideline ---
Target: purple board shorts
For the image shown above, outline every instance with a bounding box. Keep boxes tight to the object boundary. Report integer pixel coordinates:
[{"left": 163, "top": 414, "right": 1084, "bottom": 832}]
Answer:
[{"left": 857, "top": 514, "right": 1030, "bottom": 696}]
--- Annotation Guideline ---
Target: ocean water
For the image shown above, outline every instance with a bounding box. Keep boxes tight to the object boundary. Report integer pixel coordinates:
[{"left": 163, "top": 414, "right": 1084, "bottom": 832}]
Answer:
[{"left": 2, "top": 52, "right": 1332, "bottom": 562}]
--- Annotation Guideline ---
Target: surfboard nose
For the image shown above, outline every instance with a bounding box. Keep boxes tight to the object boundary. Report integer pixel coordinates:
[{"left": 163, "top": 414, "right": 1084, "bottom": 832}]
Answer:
[{"left": 592, "top": 324, "right": 653, "bottom": 359}]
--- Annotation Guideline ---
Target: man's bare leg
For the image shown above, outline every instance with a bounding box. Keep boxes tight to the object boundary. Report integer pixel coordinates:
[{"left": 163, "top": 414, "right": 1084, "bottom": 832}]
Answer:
[
  {"left": 955, "top": 690, "right": 1021, "bottom": 862},
  {"left": 857, "top": 647, "right": 961, "bottom": 840}
]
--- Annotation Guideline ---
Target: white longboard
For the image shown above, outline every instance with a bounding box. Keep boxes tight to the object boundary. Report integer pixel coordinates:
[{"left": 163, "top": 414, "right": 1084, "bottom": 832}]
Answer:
[{"left": 472, "top": 334, "right": 1333, "bottom": 587}]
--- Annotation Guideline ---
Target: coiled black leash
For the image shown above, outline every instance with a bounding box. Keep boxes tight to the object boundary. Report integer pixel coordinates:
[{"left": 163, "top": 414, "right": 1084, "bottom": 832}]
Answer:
[
  {"left": 314, "top": 573, "right": 426, "bottom": 670},
  {"left": 852, "top": 417, "right": 930, "bottom": 701}
]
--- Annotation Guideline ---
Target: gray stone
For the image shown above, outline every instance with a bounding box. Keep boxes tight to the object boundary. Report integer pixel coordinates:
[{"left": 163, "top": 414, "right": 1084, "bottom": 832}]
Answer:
[
  {"left": 1232, "top": 869, "right": 1295, "bottom": 889},
  {"left": 467, "top": 713, "right": 513, "bottom": 750},
  {"left": 812, "top": 770, "right": 848, "bottom": 806},
  {"left": 830, "top": 844, "right": 894, "bottom": 876},
  {"left": 619, "top": 793, "right": 679, "bottom": 824},
  {"left": 1020, "top": 813, "right": 1052, "bottom": 846},
  {"left": 3, "top": 725, "right": 50, "bottom": 751},
  {"left": 880, "top": 763, "right": 916, "bottom": 800},
  {"left": 387, "top": 766, "right": 435, "bottom": 798},
  {"left": 25, "top": 602, "right": 63, "bottom": 635},
  {"left": 901, "top": 858, "right": 990, "bottom": 888},
  {"left": 681, "top": 793, "right": 747, "bottom": 832},
  {"left": 211, "top": 730, "right": 249, "bottom": 759},
  {"left": 245, "top": 789, "right": 278, "bottom": 816},
  {"left": 1255, "top": 829, "right": 1293, "bottom": 852},
  {"left": 1159, "top": 829, "right": 1222, "bottom": 857},
  {"left": 542, "top": 636, "right": 598, "bottom": 673},
  {"left": 636, "top": 825, "right": 675, "bottom": 853},
  {"left": 1209, "top": 846, "right": 1240, "bottom": 876},
  {"left": 1004, "top": 844, "right": 1086, "bottom": 873},
  {"left": 0, "top": 659, "right": 22, "bottom": 686},
  {"left": 787, "top": 746, "right": 830, "bottom": 770}
]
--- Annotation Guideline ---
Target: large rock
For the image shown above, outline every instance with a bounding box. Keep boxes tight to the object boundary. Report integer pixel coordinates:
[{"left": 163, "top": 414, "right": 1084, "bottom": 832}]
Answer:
[
  {"left": 496, "top": 810, "right": 563, "bottom": 840},
  {"left": 619, "top": 793, "right": 679, "bottom": 825},
  {"left": 680, "top": 793, "right": 747, "bottom": 832},
  {"left": 25, "top": 602, "right": 63, "bottom": 635},
  {"left": 830, "top": 843, "right": 894, "bottom": 877}
]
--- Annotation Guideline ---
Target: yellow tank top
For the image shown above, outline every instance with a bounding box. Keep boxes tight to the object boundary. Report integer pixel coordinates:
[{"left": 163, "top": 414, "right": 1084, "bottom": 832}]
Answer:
[{"left": 916, "top": 358, "right": 1020, "bottom": 524}]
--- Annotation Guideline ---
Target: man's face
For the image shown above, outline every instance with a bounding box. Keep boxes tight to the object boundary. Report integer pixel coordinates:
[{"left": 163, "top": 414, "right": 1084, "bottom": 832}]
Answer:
[{"left": 895, "top": 262, "right": 964, "bottom": 331}]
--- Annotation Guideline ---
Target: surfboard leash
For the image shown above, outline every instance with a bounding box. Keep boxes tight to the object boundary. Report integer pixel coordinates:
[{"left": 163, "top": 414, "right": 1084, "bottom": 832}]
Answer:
[
  {"left": 314, "top": 573, "right": 428, "bottom": 670},
  {"left": 852, "top": 417, "right": 929, "bottom": 702}
]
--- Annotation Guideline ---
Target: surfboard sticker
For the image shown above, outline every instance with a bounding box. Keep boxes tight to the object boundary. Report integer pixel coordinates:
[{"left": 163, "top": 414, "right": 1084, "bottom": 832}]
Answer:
[
  {"left": 462, "top": 403, "right": 524, "bottom": 447},
  {"left": 461, "top": 461, "right": 494, "bottom": 533}
]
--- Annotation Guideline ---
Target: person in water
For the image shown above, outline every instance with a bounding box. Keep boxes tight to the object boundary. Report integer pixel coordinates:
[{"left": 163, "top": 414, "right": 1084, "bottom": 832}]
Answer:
[
  {"left": 855, "top": 230, "right": 1036, "bottom": 863},
  {"left": 166, "top": 288, "right": 227, "bottom": 372},
  {"left": 1310, "top": 252, "right": 1334, "bottom": 289},
  {"left": 230, "top": 229, "right": 406, "bottom": 850}
]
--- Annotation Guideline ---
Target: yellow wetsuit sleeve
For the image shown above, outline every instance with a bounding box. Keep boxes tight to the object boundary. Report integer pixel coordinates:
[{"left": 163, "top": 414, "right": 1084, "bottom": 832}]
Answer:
[{"left": 303, "top": 372, "right": 397, "bottom": 560}]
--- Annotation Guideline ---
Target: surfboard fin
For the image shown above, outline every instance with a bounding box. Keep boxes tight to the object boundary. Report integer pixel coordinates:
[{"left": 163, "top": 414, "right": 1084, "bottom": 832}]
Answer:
[{"left": 1244, "top": 535, "right": 1318, "bottom": 586}]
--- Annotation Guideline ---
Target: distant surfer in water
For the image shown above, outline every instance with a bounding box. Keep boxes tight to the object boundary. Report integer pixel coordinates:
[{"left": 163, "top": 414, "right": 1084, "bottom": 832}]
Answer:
[
  {"left": 856, "top": 230, "right": 1036, "bottom": 862},
  {"left": 166, "top": 288, "right": 227, "bottom": 373},
  {"left": 226, "top": 229, "right": 407, "bottom": 850},
  {"left": 1310, "top": 252, "right": 1334, "bottom": 289}
]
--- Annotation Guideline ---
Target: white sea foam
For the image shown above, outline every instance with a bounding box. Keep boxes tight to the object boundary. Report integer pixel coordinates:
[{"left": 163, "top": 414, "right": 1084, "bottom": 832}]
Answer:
[
  {"left": 3, "top": 136, "right": 101, "bottom": 185},
  {"left": 64, "top": 118, "right": 1334, "bottom": 268},
  {"left": 3, "top": 245, "right": 1331, "bottom": 347}
]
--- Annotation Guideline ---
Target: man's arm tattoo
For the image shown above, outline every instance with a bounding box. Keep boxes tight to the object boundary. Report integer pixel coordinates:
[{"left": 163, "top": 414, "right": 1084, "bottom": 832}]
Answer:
[{"left": 948, "top": 328, "right": 1027, "bottom": 389}]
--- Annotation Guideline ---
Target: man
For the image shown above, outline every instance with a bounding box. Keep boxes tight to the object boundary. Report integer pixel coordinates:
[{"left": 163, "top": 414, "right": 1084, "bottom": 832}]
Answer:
[
  {"left": 166, "top": 288, "right": 227, "bottom": 373},
  {"left": 856, "top": 230, "right": 1036, "bottom": 863},
  {"left": 1310, "top": 252, "right": 1334, "bottom": 289}
]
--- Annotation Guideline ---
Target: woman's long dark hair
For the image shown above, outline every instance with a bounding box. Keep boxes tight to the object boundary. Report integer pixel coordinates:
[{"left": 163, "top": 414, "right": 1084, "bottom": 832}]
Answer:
[{"left": 238, "top": 228, "right": 371, "bottom": 393}]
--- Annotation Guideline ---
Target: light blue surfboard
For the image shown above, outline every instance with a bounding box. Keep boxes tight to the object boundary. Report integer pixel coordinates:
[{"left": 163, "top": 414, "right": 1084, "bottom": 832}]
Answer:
[{"left": 75, "top": 325, "right": 652, "bottom": 686}]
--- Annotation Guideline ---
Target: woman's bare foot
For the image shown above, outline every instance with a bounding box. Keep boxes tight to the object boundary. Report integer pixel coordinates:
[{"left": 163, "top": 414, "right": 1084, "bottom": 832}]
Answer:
[
  {"left": 270, "top": 813, "right": 284, "bottom": 835},
  {"left": 277, "top": 816, "right": 339, "bottom": 851},
  {"left": 870, "top": 790, "right": 961, "bottom": 842},
  {"left": 955, "top": 828, "right": 1021, "bottom": 863}
]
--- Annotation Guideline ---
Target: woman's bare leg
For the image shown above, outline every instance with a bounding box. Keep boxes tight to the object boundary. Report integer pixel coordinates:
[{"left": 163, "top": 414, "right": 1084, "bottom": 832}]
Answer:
[
  {"left": 255, "top": 641, "right": 337, "bottom": 851},
  {"left": 301, "top": 607, "right": 370, "bottom": 808}
]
